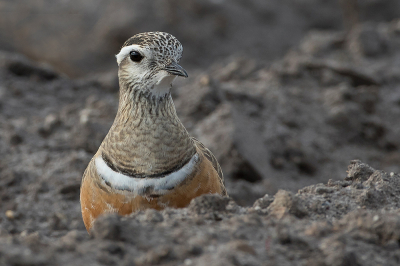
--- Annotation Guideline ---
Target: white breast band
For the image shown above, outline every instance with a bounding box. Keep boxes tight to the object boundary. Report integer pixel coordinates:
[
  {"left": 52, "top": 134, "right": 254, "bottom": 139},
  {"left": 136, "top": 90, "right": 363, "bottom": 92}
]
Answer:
[{"left": 95, "top": 153, "right": 199, "bottom": 196}]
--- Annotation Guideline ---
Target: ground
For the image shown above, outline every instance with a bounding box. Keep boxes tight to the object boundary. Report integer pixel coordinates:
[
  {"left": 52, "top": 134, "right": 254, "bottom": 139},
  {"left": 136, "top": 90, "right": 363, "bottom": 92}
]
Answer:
[{"left": 1, "top": 2, "right": 400, "bottom": 265}]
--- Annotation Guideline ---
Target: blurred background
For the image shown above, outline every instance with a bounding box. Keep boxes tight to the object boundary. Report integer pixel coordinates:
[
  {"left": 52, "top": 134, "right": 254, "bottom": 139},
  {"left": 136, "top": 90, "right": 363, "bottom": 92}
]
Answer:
[
  {"left": 1, "top": 0, "right": 399, "bottom": 76},
  {"left": 1, "top": 0, "right": 400, "bottom": 216}
]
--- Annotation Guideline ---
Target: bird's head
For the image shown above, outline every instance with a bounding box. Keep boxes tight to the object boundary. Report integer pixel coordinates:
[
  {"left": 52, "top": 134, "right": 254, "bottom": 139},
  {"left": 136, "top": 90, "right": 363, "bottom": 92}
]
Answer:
[{"left": 116, "top": 32, "right": 188, "bottom": 97}]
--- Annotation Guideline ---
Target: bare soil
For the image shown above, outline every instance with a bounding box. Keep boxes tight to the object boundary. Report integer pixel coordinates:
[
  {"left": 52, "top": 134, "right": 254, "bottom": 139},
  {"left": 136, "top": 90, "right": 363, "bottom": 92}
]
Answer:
[{"left": 1, "top": 2, "right": 400, "bottom": 266}]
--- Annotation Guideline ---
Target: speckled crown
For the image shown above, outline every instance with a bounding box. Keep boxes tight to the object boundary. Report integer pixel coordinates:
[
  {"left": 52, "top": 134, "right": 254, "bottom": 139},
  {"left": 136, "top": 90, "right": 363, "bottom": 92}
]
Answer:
[{"left": 122, "top": 32, "right": 183, "bottom": 62}]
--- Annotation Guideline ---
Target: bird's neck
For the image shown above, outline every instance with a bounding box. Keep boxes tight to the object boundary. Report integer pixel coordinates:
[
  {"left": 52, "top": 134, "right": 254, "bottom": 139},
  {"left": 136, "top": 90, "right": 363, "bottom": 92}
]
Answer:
[{"left": 100, "top": 82, "right": 196, "bottom": 177}]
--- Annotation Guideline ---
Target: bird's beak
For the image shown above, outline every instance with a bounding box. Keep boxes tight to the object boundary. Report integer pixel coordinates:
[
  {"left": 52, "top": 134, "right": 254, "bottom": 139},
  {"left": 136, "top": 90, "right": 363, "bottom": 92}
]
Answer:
[{"left": 164, "top": 61, "right": 188, "bottom": 78}]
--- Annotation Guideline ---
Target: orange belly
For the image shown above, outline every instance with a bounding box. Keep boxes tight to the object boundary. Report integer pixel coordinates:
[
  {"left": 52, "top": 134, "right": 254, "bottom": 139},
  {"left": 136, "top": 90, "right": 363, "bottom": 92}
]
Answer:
[{"left": 80, "top": 157, "right": 223, "bottom": 232}]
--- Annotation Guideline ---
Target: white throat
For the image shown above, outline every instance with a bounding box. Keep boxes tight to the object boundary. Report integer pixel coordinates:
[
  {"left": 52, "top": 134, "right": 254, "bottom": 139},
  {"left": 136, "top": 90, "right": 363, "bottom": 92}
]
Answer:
[
  {"left": 151, "top": 75, "right": 176, "bottom": 97},
  {"left": 95, "top": 153, "right": 200, "bottom": 196}
]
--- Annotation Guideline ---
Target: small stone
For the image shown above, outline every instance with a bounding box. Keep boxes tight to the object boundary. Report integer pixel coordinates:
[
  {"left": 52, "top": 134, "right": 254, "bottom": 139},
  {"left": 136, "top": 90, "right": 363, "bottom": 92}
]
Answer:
[
  {"left": 199, "top": 75, "right": 210, "bottom": 86},
  {"left": 5, "top": 210, "right": 15, "bottom": 220},
  {"left": 44, "top": 114, "right": 59, "bottom": 128},
  {"left": 315, "top": 187, "right": 334, "bottom": 194},
  {"left": 267, "top": 190, "right": 308, "bottom": 218},
  {"left": 38, "top": 113, "right": 61, "bottom": 137},
  {"left": 345, "top": 160, "right": 375, "bottom": 182},
  {"left": 79, "top": 109, "right": 91, "bottom": 124},
  {"left": 253, "top": 194, "right": 274, "bottom": 209}
]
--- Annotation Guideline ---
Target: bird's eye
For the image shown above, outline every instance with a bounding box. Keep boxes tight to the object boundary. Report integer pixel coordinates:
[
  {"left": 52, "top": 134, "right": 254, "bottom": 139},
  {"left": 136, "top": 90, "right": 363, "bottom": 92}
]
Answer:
[{"left": 129, "top": 51, "right": 143, "bottom": 62}]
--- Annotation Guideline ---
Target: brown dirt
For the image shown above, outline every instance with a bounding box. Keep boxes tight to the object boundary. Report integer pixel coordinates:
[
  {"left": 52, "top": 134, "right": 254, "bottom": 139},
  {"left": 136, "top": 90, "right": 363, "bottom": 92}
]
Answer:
[{"left": 1, "top": 2, "right": 400, "bottom": 266}]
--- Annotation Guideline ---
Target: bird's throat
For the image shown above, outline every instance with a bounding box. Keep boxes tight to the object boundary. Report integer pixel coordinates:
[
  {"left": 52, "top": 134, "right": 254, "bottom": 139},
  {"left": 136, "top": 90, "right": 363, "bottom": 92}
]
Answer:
[{"left": 100, "top": 85, "right": 196, "bottom": 177}]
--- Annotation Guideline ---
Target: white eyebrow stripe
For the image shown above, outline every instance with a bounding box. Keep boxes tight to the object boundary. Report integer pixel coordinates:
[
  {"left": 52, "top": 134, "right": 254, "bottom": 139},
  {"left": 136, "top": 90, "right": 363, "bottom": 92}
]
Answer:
[
  {"left": 115, "top": 44, "right": 143, "bottom": 65},
  {"left": 95, "top": 153, "right": 200, "bottom": 196}
]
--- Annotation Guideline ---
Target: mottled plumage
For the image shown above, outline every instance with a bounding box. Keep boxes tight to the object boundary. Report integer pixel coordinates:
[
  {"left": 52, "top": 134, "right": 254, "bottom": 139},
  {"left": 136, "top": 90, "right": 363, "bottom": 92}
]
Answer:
[{"left": 80, "top": 32, "right": 226, "bottom": 232}]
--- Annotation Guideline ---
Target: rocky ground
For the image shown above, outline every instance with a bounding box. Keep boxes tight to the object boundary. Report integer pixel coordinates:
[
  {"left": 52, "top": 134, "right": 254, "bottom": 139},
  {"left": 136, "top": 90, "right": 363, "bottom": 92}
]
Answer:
[{"left": 1, "top": 2, "right": 400, "bottom": 266}]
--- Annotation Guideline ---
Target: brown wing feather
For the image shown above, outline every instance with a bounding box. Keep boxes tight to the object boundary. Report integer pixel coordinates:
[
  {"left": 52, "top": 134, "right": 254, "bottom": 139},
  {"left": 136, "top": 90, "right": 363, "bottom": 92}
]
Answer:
[{"left": 191, "top": 138, "right": 227, "bottom": 196}]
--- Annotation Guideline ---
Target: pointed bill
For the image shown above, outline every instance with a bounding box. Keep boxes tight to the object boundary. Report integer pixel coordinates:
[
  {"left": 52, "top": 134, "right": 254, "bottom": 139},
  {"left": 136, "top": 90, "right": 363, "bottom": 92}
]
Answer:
[{"left": 164, "top": 61, "right": 188, "bottom": 78}]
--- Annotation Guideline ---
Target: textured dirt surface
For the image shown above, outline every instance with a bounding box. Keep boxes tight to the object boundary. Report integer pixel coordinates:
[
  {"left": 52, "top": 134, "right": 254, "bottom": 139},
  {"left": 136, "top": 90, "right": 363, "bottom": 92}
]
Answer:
[{"left": 1, "top": 3, "right": 400, "bottom": 266}]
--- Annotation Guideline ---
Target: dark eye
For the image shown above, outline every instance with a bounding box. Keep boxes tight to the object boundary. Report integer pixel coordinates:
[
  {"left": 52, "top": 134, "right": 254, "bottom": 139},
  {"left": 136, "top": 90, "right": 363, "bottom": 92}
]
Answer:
[{"left": 130, "top": 51, "right": 143, "bottom": 62}]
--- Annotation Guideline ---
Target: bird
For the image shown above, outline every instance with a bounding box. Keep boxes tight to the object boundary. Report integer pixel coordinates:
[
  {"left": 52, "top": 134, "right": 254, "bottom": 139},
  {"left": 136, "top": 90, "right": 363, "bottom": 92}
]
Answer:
[{"left": 80, "top": 32, "right": 227, "bottom": 232}]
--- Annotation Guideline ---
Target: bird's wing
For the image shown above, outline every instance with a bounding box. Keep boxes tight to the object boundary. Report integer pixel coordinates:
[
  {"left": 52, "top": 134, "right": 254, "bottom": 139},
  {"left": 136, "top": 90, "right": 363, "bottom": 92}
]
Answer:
[{"left": 191, "top": 137, "right": 227, "bottom": 196}]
